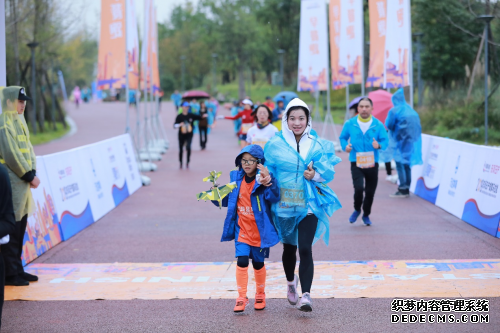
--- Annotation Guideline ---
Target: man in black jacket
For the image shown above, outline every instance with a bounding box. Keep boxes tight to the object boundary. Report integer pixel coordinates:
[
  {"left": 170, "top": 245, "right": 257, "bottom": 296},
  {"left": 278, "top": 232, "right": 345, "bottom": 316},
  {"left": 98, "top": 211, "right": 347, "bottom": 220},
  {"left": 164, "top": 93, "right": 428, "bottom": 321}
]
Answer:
[{"left": 0, "top": 163, "right": 17, "bottom": 329}]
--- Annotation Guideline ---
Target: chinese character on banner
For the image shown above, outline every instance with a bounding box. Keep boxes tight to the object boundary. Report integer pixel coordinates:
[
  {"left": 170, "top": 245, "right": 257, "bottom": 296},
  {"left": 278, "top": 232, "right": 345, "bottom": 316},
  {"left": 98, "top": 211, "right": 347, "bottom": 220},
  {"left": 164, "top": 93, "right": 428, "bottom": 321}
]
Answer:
[
  {"left": 397, "top": 8, "right": 404, "bottom": 27},
  {"left": 377, "top": 1, "right": 386, "bottom": 18},
  {"left": 110, "top": 3, "right": 123, "bottom": 20},
  {"left": 109, "top": 22, "right": 123, "bottom": 39},
  {"left": 311, "top": 30, "right": 319, "bottom": 41},
  {"left": 333, "top": 5, "right": 340, "bottom": 18},
  {"left": 377, "top": 20, "right": 386, "bottom": 37},
  {"left": 348, "top": 9, "right": 355, "bottom": 23},
  {"left": 334, "top": 36, "right": 340, "bottom": 47},
  {"left": 399, "top": 0, "right": 404, "bottom": 4},
  {"left": 334, "top": 21, "right": 340, "bottom": 33},
  {"left": 309, "top": 43, "right": 319, "bottom": 54},
  {"left": 347, "top": 25, "right": 355, "bottom": 39}
]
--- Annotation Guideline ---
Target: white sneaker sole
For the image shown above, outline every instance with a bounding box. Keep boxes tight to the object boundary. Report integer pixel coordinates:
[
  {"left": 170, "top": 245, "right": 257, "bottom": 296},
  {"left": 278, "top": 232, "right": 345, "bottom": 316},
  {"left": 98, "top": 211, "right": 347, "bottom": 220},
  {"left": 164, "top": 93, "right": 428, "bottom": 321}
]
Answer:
[{"left": 287, "top": 275, "right": 299, "bottom": 305}]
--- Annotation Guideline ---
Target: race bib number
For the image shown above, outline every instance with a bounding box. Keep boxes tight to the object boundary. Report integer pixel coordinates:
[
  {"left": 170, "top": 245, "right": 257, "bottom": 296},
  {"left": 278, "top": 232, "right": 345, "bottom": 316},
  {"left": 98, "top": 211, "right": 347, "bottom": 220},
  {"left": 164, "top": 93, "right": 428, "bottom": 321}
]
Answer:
[
  {"left": 279, "top": 184, "right": 306, "bottom": 209},
  {"left": 252, "top": 138, "right": 267, "bottom": 149},
  {"left": 241, "top": 123, "right": 253, "bottom": 134},
  {"left": 356, "top": 152, "right": 375, "bottom": 168}
]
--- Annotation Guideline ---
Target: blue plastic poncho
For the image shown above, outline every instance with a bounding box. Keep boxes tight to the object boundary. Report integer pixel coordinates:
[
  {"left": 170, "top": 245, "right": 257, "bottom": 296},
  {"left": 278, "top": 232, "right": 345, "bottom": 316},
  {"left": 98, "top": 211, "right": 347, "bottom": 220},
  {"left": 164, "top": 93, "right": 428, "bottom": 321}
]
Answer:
[
  {"left": 385, "top": 89, "right": 423, "bottom": 166},
  {"left": 379, "top": 133, "right": 397, "bottom": 163},
  {"left": 264, "top": 99, "right": 342, "bottom": 246},
  {"left": 231, "top": 106, "right": 242, "bottom": 134}
]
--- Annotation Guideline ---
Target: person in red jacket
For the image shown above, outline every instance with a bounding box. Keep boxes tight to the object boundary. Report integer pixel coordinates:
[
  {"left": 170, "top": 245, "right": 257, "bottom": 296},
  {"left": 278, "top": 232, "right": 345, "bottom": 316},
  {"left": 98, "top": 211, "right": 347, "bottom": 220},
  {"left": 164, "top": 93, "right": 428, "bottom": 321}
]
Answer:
[{"left": 218, "top": 99, "right": 254, "bottom": 149}]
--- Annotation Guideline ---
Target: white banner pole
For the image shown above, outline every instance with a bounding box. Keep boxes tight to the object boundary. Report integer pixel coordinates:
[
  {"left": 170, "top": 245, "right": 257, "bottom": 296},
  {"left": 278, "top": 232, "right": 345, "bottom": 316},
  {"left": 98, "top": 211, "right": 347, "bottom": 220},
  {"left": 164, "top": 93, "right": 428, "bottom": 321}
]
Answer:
[
  {"left": 0, "top": 0, "right": 6, "bottom": 87},
  {"left": 407, "top": 0, "right": 414, "bottom": 108}
]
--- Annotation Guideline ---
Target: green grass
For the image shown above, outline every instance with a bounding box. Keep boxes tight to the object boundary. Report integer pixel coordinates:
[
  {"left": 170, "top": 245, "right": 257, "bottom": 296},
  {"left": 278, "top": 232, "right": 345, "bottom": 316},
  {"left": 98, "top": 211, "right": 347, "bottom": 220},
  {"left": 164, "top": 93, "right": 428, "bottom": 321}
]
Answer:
[{"left": 29, "top": 122, "right": 70, "bottom": 146}]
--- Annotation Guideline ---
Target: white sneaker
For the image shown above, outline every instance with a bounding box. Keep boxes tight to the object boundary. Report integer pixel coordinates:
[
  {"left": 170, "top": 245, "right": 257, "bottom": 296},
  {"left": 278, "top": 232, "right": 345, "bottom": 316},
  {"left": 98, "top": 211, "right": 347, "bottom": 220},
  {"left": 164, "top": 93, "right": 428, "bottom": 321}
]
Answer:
[
  {"left": 297, "top": 292, "right": 313, "bottom": 312},
  {"left": 287, "top": 274, "right": 299, "bottom": 305},
  {"left": 385, "top": 175, "right": 392, "bottom": 182},
  {"left": 390, "top": 175, "right": 399, "bottom": 184}
]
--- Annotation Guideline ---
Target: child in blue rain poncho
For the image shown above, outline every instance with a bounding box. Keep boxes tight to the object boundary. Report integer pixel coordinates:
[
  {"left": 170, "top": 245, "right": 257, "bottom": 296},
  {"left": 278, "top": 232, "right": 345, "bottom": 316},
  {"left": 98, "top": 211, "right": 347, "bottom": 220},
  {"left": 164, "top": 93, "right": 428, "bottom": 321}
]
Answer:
[
  {"left": 385, "top": 88, "right": 423, "bottom": 198},
  {"left": 264, "top": 98, "right": 341, "bottom": 312}
]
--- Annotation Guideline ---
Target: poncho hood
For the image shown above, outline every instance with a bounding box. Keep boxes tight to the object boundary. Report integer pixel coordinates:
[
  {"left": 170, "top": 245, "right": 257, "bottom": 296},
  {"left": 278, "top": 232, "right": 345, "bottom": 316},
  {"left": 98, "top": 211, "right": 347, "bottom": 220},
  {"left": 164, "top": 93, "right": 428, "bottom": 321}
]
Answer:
[{"left": 281, "top": 98, "right": 314, "bottom": 159}]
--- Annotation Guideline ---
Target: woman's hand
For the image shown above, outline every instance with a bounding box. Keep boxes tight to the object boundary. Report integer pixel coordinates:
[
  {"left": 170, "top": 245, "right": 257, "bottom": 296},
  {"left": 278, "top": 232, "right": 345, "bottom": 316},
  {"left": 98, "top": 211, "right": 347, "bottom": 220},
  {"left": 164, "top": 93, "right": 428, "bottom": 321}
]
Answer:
[
  {"left": 257, "top": 164, "right": 272, "bottom": 187},
  {"left": 303, "top": 165, "right": 315, "bottom": 180},
  {"left": 260, "top": 175, "right": 272, "bottom": 187}
]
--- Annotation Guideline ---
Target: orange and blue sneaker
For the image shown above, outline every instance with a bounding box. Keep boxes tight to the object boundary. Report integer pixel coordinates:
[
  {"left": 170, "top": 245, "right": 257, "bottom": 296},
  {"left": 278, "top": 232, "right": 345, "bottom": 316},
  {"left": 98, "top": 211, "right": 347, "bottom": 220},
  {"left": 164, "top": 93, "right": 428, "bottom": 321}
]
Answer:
[
  {"left": 254, "top": 293, "right": 266, "bottom": 310},
  {"left": 234, "top": 297, "right": 249, "bottom": 312}
]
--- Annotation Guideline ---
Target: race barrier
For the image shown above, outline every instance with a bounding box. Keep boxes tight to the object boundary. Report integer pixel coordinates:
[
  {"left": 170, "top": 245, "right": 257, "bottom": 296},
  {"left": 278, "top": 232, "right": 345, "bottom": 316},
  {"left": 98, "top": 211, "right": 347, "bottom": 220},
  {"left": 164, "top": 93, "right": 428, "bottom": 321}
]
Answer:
[
  {"left": 411, "top": 134, "right": 500, "bottom": 238},
  {"left": 22, "top": 134, "right": 142, "bottom": 265}
]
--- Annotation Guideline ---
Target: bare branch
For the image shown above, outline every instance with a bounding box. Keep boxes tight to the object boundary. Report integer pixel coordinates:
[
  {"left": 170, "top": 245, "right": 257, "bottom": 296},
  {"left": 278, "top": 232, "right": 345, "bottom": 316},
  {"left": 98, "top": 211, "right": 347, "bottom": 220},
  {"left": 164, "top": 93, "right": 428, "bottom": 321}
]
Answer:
[
  {"left": 467, "top": 0, "right": 477, "bottom": 17},
  {"left": 445, "top": 15, "right": 500, "bottom": 46}
]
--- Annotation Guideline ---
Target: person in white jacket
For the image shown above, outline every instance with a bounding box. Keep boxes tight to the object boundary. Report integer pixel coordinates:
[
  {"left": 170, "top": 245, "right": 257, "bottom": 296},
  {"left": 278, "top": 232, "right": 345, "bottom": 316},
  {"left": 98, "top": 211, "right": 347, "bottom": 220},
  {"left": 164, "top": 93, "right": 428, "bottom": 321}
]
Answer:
[{"left": 245, "top": 104, "right": 278, "bottom": 149}]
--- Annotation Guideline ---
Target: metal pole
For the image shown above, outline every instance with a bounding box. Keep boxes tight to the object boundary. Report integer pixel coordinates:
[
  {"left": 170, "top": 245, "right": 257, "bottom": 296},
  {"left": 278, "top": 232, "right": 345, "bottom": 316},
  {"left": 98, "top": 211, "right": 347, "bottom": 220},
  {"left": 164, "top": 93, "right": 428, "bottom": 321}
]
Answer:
[
  {"left": 361, "top": 4, "right": 365, "bottom": 97},
  {"left": 416, "top": 34, "right": 423, "bottom": 107},
  {"left": 484, "top": 23, "right": 489, "bottom": 145},
  {"left": 345, "top": 84, "right": 349, "bottom": 121},
  {"left": 181, "top": 55, "right": 186, "bottom": 92},
  {"left": 407, "top": 0, "right": 414, "bottom": 108},
  {"left": 125, "top": 0, "right": 130, "bottom": 134},
  {"left": 477, "top": 15, "right": 494, "bottom": 145},
  {"left": 278, "top": 49, "right": 285, "bottom": 90},
  {"left": 212, "top": 53, "right": 217, "bottom": 95},
  {"left": 27, "top": 42, "right": 38, "bottom": 134}
]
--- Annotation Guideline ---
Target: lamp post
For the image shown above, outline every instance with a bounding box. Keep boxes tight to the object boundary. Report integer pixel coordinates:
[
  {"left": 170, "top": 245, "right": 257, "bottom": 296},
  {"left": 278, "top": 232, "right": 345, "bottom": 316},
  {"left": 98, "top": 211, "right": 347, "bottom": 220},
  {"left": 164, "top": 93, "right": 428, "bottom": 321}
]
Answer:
[
  {"left": 277, "top": 49, "right": 285, "bottom": 90},
  {"left": 413, "top": 32, "right": 424, "bottom": 107},
  {"left": 212, "top": 53, "right": 218, "bottom": 95},
  {"left": 27, "top": 42, "right": 39, "bottom": 134},
  {"left": 180, "top": 55, "right": 186, "bottom": 92},
  {"left": 477, "top": 15, "right": 494, "bottom": 145}
]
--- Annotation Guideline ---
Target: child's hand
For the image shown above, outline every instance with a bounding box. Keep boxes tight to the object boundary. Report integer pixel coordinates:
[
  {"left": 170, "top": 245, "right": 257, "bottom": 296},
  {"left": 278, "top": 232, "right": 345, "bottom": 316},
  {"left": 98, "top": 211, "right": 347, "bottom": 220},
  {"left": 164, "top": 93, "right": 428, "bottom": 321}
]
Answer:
[{"left": 257, "top": 164, "right": 270, "bottom": 178}]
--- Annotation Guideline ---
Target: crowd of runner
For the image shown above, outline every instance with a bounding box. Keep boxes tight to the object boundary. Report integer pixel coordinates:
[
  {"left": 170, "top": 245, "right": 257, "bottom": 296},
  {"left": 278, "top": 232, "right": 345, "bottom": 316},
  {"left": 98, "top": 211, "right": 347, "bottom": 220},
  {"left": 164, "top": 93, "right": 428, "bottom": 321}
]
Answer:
[{"left": 171, "top": 88, "right": 422, "bottom": 313}]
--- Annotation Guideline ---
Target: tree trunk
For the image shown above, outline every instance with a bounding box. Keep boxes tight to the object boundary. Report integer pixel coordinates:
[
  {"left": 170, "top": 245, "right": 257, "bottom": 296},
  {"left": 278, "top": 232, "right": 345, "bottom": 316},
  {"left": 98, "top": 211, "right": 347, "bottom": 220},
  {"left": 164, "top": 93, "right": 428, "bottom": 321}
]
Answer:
[
  {"left": 54, "top": 97, "right": 67, "bottom": 128},
  {"left": 36, "top": 70, "right": 45, "bottom": 133},
  {"left": 10, "top": 0, "right": 20, "bottom": 85},
  {"left": 237, "top": 62, "right": 246, "bottom": 99},
  {"left": 43, "top": 70, "right": 57, "bottom": 130}
]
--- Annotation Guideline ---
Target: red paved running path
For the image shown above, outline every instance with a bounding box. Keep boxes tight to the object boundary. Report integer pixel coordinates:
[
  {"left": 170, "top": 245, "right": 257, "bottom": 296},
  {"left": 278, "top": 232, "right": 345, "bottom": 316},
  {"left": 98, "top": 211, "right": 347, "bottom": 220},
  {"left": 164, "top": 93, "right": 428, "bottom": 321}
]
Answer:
[{"left": 3, "top": 101, "right": 499, "bottom": 332}]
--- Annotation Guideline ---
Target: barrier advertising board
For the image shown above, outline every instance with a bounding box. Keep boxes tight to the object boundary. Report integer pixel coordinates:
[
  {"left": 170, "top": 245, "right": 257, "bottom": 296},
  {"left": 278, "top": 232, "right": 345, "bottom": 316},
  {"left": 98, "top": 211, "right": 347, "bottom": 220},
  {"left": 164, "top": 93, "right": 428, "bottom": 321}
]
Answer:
[{"left": 22, "top": 157, "right": 63, "bottom": 265}]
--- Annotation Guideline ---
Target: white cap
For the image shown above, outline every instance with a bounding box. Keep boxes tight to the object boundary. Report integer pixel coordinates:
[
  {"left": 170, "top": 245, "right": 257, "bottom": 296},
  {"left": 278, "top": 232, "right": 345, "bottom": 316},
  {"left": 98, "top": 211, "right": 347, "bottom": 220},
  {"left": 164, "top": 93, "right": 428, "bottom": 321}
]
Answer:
[{"left": 242, "top": 99, "right": 253, "bottom": 105}]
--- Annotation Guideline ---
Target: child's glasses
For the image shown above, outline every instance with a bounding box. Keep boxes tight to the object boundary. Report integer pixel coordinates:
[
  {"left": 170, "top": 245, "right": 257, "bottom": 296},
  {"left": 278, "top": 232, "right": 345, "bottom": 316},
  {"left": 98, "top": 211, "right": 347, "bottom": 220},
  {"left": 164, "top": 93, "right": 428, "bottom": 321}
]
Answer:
[{"left": 241, "top": 158, "right": 258, "bottom": 166}]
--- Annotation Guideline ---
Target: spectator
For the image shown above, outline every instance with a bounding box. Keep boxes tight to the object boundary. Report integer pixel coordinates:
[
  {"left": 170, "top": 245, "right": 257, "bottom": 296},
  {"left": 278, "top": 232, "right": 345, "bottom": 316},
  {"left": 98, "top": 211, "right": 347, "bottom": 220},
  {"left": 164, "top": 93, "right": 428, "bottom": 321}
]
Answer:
[
  {"left": 0, "top": 86, "right": 40, "bottom": 286},
  {"left": 385, "top": 89, "right": 423, "bottom": 198},
  {"left": 0, "top": 163, "right": 17, "bottom": 329}
]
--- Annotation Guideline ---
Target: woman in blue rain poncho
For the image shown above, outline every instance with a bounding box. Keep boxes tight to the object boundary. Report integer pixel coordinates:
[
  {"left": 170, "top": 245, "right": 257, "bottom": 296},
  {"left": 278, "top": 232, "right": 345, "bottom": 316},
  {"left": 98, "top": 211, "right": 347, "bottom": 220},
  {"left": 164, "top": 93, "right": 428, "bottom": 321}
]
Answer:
[
  {"left": 264, "top": 98, "right": 341, "bottom": 312},
  {"left": 385, "top": 88, "right": 423, "bottom": 198}
]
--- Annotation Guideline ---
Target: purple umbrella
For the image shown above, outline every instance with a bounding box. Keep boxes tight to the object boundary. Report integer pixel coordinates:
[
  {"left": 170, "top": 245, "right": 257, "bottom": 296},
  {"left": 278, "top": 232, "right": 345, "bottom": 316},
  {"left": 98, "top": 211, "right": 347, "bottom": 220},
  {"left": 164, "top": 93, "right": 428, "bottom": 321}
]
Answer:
[{"left": 349, "top": 96, "right": 364, "bottom": 109}]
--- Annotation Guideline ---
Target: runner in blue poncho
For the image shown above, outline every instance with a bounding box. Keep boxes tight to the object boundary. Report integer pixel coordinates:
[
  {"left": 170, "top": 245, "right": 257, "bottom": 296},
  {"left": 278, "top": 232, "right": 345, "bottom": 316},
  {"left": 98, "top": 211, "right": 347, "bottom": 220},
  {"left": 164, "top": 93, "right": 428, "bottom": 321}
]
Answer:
[
  {"left": 385, "top": 88, "right": 423, "bottom": 198},
  {"left": 264, "top": 98, "right": 342, "bottom": 312}
]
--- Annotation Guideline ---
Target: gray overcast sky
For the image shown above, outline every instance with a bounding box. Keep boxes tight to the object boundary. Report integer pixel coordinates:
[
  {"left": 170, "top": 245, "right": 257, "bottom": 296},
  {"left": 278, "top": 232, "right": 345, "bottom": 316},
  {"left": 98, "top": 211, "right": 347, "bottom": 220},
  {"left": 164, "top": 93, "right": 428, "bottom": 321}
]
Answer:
[{"left": 71, "top": 0, "right": 199, "bottom": 39}]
